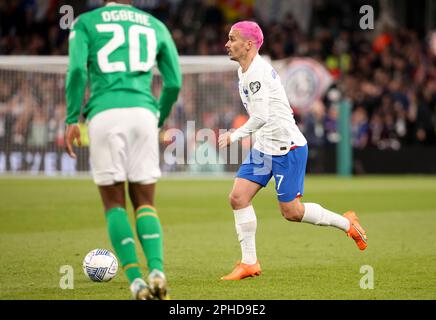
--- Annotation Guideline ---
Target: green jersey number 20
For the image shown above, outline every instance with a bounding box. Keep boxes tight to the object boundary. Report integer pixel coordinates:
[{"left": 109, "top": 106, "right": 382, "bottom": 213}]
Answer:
[{"left": 96, "top": 23, "right": 157, "bottom": 73}]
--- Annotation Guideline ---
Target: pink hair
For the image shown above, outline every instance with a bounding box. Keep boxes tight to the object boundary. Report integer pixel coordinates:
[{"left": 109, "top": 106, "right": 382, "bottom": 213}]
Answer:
[{"left": 231, "top": 21, "right": 264, "bottom": 49}]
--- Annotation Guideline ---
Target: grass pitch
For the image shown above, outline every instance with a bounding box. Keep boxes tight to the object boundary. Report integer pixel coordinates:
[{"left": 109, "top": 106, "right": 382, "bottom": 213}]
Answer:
[{"left": 0, "top": 175, "right": 435, "bottom": 300}]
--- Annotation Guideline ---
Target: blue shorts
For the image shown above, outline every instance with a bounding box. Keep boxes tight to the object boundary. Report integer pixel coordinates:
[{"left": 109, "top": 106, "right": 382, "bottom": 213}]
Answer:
[{"left": 236, "top": 145, "right": 308, "bottom": 202}]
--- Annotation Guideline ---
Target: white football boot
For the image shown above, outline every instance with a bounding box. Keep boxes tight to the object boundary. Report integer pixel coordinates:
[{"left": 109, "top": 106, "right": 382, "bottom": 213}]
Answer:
[
  {"left": 147, "top": 269, "right": 169, "bottom": 300},
  {"left": 130, "top": 278, "right": 153, "bottom": 300}
]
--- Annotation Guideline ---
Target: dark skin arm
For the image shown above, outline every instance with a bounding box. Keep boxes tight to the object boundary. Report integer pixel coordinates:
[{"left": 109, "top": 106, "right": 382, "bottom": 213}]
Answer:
[{"left": 65, "top": 124, "right": 82, "bottom": 159}]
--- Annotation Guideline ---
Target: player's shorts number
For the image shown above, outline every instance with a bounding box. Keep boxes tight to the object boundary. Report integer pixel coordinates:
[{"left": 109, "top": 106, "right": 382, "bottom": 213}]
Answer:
[
  {"left": 276, "top": 174, "right": 284, "bottom": 190},
  {"left": 96, "top": 24, "right": 157, "bottom": 73}
]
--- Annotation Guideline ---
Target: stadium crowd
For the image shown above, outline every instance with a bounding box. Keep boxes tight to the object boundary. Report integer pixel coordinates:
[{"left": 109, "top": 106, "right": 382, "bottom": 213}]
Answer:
[{"left": 0, "top": 0, "right": 435, "bottom": 153}]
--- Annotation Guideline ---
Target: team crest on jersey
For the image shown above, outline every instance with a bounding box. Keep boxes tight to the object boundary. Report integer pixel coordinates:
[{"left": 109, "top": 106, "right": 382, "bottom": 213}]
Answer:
[{"left": 249, "top": 81, "right": 261, "bottom": 94}]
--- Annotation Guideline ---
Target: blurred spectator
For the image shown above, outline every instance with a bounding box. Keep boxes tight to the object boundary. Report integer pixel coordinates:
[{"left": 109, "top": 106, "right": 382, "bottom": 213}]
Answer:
[
  {"left": 351, "top": 106, "right": 369, "bottom": 149},
  {"left": 302, "top": 100, "right": 326, "bottom": 147},
  {"left": 0, "top": 0, "right": 436, "bottom": 152}
]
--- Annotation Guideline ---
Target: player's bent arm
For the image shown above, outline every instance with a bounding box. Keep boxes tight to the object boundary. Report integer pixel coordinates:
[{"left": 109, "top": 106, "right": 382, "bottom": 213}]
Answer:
[
  {"left": 230, "top": 75, "right": 270, "bottom": 142},
  {"left": 66, "top": 17, "right": 89, "bottom": 125},
  {"left": 230, "top": 115, "right": 267, "bottom": 143},
  {"left": 156, "top": 23, "right": 182, "bottom": 127}
]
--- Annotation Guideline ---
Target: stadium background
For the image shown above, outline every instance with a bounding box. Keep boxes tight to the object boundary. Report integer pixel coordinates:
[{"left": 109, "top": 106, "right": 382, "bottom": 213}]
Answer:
[
  {"left": 1, "top": 0, "right": 436, "bottom": 175},
  {"left": 0, "top": 0, "right": 435, "bottom": 300}
]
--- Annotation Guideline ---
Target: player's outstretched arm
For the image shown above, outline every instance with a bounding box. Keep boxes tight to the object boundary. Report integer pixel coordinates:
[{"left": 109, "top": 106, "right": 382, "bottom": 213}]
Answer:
[{"left": 156, "top": 23, "right": 182, "bottom": 128}]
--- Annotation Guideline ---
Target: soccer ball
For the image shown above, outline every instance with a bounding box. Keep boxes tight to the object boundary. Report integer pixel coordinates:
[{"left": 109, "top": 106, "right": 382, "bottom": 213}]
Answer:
[{"left": 83, "top": 249, "right": 118, "bottom": 282}]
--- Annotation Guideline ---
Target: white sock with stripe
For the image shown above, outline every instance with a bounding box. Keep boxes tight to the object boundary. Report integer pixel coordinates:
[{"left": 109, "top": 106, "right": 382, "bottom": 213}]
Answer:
[
  {"left": 302, "top": 203, "right": 350, "bottom": 232},
  {"left": 233, "top": 205, "right": 257, "bottom": 265}
]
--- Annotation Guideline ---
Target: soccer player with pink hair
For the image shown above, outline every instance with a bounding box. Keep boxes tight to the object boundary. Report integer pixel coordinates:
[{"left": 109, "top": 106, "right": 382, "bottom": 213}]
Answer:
[{"left": 218, "top": 21, "right": 368, "bottom": 280}]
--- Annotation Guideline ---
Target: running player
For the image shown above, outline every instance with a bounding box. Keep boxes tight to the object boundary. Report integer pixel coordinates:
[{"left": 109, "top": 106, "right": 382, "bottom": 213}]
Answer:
[
  {"left": 65, "top": 0, "right": 181, "bottom": 298},
  {"left": 218, "top": 21, "right": 367, "bottom": 280}
]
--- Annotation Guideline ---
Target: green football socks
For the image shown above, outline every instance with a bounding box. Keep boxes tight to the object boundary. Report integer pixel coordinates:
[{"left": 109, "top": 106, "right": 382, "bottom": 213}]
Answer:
[
  {"left": 135, "top": 205, "right": 164, "bottom": 272},
  {"left": 105, "top": 207, "right": 142, "bottom": 284}
]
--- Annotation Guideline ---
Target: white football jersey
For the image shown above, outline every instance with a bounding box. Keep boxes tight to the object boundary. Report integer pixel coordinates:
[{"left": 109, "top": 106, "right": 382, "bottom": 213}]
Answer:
[{"left": 230, "top": 54, "right": 307, "bottom": 155}]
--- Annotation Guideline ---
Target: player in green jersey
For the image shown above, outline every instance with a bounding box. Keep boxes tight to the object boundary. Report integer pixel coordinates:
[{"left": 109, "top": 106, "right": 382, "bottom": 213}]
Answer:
[{"left": 65, "top": 0, "right": 181, "bottom": 300}]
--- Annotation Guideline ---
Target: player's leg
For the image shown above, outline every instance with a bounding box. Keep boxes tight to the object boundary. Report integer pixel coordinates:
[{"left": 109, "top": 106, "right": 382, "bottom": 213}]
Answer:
[
  {"left": 98, "top": 182, "right": 126, "bottom": 211},
  {"left": 128, "top": 181, "right": 155, "bottom": 209},
  {"left": 222, "top": 177, "right": 263, "bottom": 280},
  {"left": 126, "top": 108, "right": 167, "bottom": 298},
  {"left": 98, "top": 184, "right": 146, "bottom": 287},
  {"left": 279, "top": 198, "right": 367, "bottom": 250},
  {"left": 229, "top": 177, "right": 262, "bottom": 263},
  {"left": 222, "top": 149, "right": 271, "bottom": 280},
  {"left": 274, "top": 145, "right": 367, "bottom": 250},
  {"left": 128, "top": 182, "right": 167, "bottom": 299},
  {"left": 88, "top": 109, "right": 150, "bottom": 299},
  {"left": 279, "top": 197, "right": 349, "bottom": 230}
]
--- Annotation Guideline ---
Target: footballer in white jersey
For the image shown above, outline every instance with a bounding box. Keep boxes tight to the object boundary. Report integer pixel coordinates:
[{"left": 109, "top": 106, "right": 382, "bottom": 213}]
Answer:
[
  {"left": 218, "top": 21, "right": 368, "bottom": 281},
  {"left": 231, "top": 53, "right": 307, "bottom": 155}
]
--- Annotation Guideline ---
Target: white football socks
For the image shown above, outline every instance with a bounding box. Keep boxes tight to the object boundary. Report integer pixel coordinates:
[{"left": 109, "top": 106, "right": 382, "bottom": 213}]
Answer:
[
  {"left": 233, "top": 205, "right": 257, "bottom": 265},
  {"left": 302, "top": 203, "right": 350, "bottom": 232}
]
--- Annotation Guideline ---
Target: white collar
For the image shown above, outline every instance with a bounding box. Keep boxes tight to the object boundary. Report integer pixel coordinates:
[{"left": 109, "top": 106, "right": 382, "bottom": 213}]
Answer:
[{"left": 240, "top": 54, "right": 261, "bottom": 76}]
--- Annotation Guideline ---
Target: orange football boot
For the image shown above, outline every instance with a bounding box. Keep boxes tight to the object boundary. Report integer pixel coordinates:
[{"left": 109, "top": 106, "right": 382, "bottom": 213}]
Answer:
[
  {"left": 343, "top": 211, "right": 368, "bottom": 251},
  {"left": 221, "top": 260, "right": 262, "bottom": 280}
]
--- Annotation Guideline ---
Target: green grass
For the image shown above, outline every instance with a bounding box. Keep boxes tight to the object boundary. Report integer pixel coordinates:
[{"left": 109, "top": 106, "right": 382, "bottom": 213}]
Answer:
[{"left": 0, "top": 176, "right": 435, "bottom": 300}]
